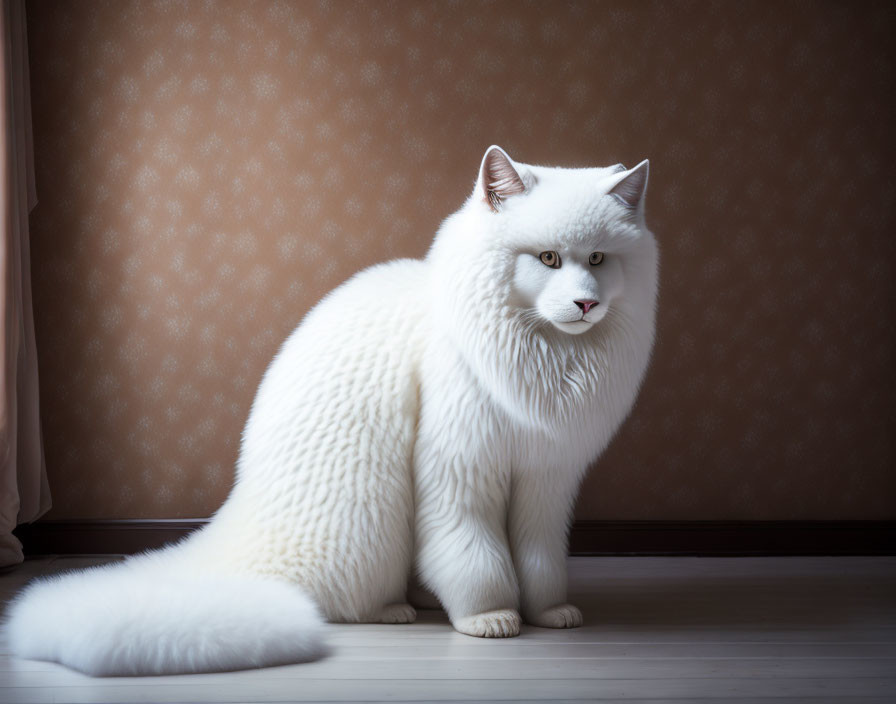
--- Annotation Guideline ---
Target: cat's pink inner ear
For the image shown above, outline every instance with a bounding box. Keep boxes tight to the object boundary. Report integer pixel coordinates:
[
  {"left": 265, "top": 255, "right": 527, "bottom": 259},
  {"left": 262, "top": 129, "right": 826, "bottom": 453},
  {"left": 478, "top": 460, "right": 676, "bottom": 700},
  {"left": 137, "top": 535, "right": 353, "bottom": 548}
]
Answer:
[
  {"left": 608, "top": 159, "right": 649, "bottom": 208},
  {"left": 480, "top": 146, "right": 526, "bottom": 212}
]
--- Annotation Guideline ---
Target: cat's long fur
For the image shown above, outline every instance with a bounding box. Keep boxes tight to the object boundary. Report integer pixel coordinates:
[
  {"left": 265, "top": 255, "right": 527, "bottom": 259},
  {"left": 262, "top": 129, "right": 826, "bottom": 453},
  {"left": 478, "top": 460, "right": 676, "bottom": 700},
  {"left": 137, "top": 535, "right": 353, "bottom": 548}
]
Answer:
[{"left": 5, "top": 147, "right": 657, "bottom": 675}]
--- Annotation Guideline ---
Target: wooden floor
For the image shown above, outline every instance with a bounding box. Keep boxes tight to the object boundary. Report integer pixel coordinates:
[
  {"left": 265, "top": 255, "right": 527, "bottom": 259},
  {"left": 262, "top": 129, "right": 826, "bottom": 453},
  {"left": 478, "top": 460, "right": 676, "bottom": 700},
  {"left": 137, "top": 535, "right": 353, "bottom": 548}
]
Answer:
[{"left": 0, "top": 556, "right": 894, "bottom": 703}]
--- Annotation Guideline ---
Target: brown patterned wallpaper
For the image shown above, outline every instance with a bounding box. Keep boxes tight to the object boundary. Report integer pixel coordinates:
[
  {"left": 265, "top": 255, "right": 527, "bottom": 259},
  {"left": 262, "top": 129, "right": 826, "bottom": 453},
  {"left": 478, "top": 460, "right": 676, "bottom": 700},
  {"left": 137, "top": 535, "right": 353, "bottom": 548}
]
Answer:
[{"left": 25, "top": 0, "right": 895, "bottom": 520}]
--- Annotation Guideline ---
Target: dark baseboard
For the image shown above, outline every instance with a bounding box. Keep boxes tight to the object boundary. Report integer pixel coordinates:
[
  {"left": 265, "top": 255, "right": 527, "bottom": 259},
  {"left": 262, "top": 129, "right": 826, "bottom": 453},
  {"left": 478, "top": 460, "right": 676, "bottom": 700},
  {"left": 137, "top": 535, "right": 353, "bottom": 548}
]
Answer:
[
  {"left": 14, "top": 519, "right": 211, "bottom": 556},
  {"left": 13, "top": 519, "right": 896, "bottom": 557},
  {"left": 568, "top": 520, "right": 896, "bottom": 556}
]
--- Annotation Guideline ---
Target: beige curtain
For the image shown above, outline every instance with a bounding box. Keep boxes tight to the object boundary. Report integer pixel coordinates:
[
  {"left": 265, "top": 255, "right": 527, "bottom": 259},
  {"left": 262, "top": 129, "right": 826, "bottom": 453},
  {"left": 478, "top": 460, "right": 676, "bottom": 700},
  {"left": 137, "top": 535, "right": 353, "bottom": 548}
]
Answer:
[{"left": 0, "top": 0, "right": 49, "bottom": 568}]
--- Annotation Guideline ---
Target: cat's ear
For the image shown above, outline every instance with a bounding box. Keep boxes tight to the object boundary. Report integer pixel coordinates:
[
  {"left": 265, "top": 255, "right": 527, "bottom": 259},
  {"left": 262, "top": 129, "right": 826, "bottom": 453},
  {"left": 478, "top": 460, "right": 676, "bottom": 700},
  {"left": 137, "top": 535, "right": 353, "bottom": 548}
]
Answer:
[
  {"left": 477, "top": 145, "right": 526, "bottom": 212},
  {"left": 607, "top": 159, "right": 649, "bottom": 209}
]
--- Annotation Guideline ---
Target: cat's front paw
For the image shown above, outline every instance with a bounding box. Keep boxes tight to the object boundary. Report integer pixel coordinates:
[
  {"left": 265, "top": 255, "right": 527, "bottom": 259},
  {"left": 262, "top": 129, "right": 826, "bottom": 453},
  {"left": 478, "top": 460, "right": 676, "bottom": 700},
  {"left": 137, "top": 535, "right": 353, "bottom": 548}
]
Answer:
[
  {"left": 453, "top": 609, "right": 521, "bottom": 638},
  {"left": 528, "top": 603, "right": 583, "bottom": 629}
]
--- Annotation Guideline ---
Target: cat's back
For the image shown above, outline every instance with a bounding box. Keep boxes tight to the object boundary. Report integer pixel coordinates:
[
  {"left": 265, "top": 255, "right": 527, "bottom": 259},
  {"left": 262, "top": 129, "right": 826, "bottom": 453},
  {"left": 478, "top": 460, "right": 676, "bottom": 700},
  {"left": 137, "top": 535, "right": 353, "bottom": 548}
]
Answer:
[
  {"left": 239, "top": 257, "right": 430, "bottom": 477},
  {"left": 206, "top": 258, "right": 430, "bottom": 617},
  {"left": 288, "top": 257, "right": 430, "bottom": 373}
]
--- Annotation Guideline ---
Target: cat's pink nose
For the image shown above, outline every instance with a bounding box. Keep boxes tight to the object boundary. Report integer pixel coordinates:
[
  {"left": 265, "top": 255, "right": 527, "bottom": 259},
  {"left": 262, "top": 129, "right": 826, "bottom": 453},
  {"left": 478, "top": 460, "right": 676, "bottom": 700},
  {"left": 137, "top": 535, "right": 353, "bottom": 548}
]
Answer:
[{"left": 574, "top": 299, "right": 598, "bottom": 314}]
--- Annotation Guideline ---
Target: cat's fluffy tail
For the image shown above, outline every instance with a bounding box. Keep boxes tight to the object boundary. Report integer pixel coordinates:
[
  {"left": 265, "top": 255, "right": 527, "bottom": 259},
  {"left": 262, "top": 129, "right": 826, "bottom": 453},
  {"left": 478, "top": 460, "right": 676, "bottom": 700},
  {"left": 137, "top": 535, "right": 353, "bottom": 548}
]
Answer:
[{"left": 4, "top": 552, "right": 327, "bottom": 676}]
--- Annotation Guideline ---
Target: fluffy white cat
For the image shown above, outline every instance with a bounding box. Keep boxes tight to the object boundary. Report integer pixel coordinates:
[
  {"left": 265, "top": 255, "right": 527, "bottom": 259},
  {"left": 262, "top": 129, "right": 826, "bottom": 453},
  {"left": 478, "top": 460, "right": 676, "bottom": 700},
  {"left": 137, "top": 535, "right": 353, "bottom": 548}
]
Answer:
[{"left": 5, "top": 146, "right": 657, "bottom": 675}]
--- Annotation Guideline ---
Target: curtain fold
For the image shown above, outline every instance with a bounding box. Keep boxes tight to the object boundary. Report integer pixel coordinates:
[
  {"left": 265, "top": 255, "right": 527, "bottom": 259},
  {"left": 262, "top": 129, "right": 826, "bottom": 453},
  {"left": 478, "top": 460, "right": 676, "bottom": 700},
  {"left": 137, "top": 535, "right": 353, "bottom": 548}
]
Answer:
[{"left": 1, "top": 0, "right": 50, "bottom": 568}]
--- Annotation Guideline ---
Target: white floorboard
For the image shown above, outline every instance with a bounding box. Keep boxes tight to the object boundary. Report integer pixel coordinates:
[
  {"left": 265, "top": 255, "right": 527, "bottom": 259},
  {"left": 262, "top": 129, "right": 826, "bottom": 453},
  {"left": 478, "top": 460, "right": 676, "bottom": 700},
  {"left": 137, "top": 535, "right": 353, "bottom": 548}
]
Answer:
[{"left": 0, "top": 556, "right": 893, "bottom": 702}]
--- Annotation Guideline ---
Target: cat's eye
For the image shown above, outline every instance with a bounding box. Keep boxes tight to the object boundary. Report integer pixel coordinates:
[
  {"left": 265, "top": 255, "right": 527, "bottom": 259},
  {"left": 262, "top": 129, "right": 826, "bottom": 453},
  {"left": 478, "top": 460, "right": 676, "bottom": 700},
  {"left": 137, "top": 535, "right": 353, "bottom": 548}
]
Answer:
[
  {"left": 589, "top": 251, "right": 605, "bottom": 266},
  {"left": 539, "top": 251, "right": 561, "bottom": 269}
]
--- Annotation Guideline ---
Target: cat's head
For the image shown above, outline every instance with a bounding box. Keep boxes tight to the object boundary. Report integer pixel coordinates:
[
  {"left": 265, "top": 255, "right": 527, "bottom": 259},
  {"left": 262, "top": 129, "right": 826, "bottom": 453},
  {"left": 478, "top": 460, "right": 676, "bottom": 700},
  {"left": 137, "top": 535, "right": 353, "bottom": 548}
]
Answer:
[{"left": 432, "top": 145, "right": 656, "bottom": 338}]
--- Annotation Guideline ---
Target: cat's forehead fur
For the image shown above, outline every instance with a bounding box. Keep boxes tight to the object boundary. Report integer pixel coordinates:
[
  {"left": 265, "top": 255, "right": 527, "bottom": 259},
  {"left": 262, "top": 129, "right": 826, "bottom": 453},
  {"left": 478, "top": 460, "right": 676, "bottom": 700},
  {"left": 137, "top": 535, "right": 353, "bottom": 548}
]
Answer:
[{"left": 473, "top": 161, "right": 645, "bottom": 252}]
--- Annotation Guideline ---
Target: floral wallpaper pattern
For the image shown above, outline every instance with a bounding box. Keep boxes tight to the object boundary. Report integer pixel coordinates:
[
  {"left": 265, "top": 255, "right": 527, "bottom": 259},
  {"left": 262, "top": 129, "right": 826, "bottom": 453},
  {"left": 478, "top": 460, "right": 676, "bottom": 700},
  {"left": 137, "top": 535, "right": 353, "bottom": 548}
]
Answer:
[{"left": 26, "top": 0, "right": 895, "bottom": 519}]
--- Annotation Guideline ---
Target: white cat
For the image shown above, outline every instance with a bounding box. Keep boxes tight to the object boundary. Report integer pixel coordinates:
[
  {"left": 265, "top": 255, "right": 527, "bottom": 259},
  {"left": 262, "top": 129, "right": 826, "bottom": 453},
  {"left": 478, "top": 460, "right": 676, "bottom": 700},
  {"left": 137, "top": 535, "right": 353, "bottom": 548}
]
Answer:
[{"left": 5, "top": 146, "right": 657, "bottom": 675}]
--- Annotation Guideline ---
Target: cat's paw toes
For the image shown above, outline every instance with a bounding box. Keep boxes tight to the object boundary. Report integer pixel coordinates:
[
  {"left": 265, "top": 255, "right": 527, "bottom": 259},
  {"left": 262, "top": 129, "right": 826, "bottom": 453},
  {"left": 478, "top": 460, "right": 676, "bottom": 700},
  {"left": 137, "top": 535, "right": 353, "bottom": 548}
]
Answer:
[
  {"left": 380, "top": 603, "right": 417, "bottom": 624},
  {"left": 529, "top": 603, "right": 583, "bottom": 629},
  {"left": 454, "top": 609, "right": 521, "bottom": 638}
]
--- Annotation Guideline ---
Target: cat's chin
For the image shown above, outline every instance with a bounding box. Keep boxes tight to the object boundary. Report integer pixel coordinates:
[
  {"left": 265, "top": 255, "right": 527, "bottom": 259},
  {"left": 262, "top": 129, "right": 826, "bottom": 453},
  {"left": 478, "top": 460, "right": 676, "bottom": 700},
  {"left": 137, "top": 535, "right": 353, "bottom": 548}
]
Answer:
[{"left": 552, "top": 319, "right": 594, "bottom": 336}]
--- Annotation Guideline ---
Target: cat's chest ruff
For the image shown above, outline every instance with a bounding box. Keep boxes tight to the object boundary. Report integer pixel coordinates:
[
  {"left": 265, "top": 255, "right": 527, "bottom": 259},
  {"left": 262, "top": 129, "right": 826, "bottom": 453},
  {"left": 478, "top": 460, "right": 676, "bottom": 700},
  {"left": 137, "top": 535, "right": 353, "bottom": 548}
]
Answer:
[
  {"left": 502, "top": 337, "right": 613, "bottom": 426},
  {"left": 502, "top": 382, "right": 618, "bottom": 467},
  {"left": 497, "top": 336, "right": 643, "bottom": 470}
]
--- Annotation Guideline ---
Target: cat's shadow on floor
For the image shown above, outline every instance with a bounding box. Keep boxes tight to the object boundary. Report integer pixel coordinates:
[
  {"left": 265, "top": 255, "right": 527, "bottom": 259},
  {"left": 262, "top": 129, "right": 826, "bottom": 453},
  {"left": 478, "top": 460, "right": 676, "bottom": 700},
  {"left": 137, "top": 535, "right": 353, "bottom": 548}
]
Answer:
[
  {"left": 409, "top": 573, "right": 892, "bottom": 631},
  {"left": 569, "top": 574, "right": 894, "bottom": 630}
]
